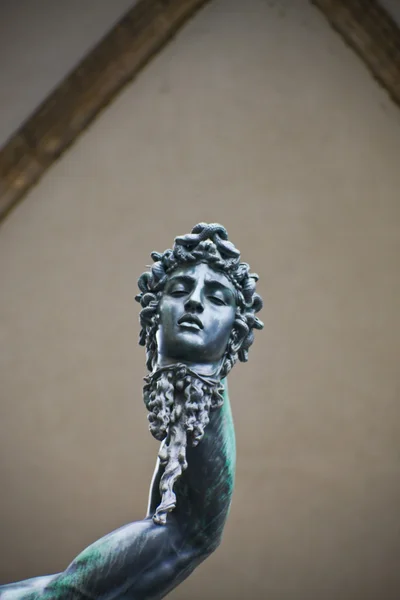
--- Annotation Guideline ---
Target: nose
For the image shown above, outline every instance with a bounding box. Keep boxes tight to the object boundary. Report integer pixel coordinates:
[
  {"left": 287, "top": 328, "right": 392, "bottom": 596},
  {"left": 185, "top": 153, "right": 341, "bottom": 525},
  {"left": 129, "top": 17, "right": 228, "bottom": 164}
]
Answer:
[{"left": 184, "top": 287, "right": 204, "bottom": 313}]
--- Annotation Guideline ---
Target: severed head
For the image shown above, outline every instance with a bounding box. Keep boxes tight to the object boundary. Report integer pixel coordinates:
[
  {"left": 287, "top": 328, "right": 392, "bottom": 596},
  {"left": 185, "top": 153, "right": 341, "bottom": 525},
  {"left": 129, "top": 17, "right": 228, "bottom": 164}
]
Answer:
[{"left": 135, "top": 223, "right": 263, "bottom": 523}]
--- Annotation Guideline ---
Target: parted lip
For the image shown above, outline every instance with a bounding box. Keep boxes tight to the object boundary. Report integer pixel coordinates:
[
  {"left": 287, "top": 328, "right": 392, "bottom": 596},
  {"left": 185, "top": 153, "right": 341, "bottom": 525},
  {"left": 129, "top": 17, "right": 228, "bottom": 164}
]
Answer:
[{"left": 178, "top": 314, "right": 204, "bottom": 330}]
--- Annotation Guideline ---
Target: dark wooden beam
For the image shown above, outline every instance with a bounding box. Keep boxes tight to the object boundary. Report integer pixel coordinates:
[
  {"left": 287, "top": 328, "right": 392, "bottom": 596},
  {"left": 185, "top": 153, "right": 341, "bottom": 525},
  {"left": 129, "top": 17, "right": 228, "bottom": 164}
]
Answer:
[
  {"left": 0, "top": 0, "right": 211, "bottom": 223},
  {"left": 312, "top": 0, "right": 400, "bottom": 108}
]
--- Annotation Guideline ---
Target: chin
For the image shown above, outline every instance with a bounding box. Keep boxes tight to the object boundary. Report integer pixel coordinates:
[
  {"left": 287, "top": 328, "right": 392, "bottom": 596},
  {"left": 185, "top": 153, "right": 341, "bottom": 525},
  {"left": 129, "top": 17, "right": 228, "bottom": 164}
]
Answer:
[
  {"left": 168, "top": 340, "right": 209, "bottom": 362},
  {"left": 175, "top": 346, "right": 208, "bottom": 362}
]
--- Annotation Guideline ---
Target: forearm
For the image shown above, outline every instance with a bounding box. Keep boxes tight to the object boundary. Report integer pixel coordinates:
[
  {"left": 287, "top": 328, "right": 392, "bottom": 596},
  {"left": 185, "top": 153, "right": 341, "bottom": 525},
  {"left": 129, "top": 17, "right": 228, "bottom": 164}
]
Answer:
[
  {"left": 41, "top": 519, "right": 207, "bottom": 600},
  {"left": 0, "top": 456, "right": 223, "bottom": 600},
  {"left": 0, "top": 518, "right": 211, "bottom": 600},
  {"left": 0, "top": 574, "right": 59, "bottom": 600},
  {"left": 0, "top": 386, "right": 235, "bottom": 600}
]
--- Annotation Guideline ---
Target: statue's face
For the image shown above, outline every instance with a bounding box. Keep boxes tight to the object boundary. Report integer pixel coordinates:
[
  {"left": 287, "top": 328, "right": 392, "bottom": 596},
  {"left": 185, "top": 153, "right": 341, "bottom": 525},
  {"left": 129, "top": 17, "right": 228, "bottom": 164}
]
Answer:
[{"left": 157, "top": 262, "right": 237, "bottom": 366}]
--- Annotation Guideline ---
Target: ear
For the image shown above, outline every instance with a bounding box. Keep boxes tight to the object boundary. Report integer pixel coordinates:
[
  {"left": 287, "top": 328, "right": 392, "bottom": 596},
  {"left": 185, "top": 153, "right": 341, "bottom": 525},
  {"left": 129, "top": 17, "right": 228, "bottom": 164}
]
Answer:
[{"left": 229, "top": 325, "right": 246, "bottom": 354}]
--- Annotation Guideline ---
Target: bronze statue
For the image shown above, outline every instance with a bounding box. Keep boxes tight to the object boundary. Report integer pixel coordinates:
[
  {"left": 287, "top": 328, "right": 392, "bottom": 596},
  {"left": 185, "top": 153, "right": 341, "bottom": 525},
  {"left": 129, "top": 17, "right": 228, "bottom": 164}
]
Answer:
[{"left": 0, "top": 223, "right": 263, "bottom": 599}]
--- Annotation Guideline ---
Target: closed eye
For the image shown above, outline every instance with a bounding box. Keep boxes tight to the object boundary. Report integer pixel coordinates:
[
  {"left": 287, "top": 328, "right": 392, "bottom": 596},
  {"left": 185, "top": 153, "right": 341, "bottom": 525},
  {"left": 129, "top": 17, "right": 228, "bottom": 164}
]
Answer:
[
  {"left": 208, "top": 296, "right": 226, "bottom": 306},
  {"left": 170, "top": 289, "right": 188, "bottom": 297}
]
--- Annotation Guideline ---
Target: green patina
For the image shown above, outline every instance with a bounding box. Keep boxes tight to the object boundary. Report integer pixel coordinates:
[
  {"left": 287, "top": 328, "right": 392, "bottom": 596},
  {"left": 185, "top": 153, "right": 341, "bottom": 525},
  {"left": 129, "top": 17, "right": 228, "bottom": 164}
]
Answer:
[
  {"left": 198, "top": 379, "right": 237, "bottom": 543},
  {"left": 221, "top": 380, "right": 236, "bottom": 489},
  {"left": 38, "top": 534, "right": 119, "bottom": 598}
]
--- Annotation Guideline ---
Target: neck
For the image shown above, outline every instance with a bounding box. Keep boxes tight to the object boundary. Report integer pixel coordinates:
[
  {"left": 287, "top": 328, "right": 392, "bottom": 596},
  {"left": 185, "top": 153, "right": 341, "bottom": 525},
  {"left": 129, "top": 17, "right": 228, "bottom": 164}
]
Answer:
[{"left": 156, "top": 355, "right": 223, "bottom": 378}]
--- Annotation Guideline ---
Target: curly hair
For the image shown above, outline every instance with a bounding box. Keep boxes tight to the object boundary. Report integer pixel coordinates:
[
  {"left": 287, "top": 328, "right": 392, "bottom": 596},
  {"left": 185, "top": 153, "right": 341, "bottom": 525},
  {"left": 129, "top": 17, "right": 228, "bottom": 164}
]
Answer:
[{"left": 135, "top": 222, "right": 264, "bottom": 377}]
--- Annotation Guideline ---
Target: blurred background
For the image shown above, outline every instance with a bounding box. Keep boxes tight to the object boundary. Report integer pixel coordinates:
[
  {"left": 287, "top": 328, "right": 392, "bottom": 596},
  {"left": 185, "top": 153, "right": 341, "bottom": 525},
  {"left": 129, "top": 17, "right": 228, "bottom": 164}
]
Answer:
[{"left": 0, "top": 1, "right": 400, "bottom": 599}]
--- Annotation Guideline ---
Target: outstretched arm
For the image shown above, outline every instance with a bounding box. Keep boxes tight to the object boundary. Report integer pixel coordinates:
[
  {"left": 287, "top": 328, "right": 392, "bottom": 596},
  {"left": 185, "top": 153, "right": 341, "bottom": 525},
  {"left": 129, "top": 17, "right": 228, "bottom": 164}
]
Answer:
[{"left": 0, "top": 384, "right": 235, "bottom": 600}]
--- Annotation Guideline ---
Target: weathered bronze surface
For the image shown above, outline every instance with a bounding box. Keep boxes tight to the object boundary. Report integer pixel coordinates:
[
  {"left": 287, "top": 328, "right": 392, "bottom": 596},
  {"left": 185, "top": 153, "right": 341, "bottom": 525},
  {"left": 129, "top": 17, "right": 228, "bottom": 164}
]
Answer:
[{"left": 0, "top": 223, "right": 263, "bottom": 599}]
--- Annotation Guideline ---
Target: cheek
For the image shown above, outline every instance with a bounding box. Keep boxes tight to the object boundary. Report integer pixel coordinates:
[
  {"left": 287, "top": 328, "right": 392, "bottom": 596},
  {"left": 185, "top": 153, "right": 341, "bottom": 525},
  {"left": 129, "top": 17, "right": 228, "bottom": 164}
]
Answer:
[
  {"left": 158, "top": 299, "right": 178, "bottom": 325},
  {"left": 210, "top": 309, "right": 236, "bottom": 341}
]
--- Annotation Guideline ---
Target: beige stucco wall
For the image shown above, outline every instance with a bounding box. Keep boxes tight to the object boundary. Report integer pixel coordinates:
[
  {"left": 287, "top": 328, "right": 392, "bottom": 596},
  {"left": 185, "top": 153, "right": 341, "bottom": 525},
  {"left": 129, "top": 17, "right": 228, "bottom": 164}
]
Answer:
[
  {"left": 0, "top": 0, "right": 134, "bottom": 146},
  {"left": 1, "top": 1, "right": 400, "bottom": 599}
]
